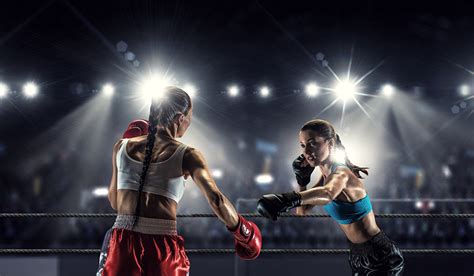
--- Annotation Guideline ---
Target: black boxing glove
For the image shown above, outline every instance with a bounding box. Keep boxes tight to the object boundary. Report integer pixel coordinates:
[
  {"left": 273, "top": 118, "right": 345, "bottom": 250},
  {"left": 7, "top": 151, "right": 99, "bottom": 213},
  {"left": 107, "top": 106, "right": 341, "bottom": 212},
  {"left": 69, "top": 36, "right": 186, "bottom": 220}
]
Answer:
[
  {"left": 257, "top": 191, "right": 302, "bottom": 221},
  {"left": 292, "top": 154, "right": 315, "bottom": 186}
]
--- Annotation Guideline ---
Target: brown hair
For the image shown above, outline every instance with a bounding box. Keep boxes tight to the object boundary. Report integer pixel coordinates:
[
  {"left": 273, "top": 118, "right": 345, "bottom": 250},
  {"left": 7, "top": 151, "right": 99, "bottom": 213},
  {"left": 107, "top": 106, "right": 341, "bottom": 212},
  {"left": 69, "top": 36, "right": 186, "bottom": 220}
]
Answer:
[{"left": 301, "top": 119, "right": 368, "bottom": 178}]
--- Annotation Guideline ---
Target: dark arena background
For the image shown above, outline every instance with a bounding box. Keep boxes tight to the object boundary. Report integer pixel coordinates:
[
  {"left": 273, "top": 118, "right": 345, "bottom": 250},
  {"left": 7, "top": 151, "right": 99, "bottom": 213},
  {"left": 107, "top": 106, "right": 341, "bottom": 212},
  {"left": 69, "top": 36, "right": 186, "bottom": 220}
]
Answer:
[{"left": 1, "top": 1, "right": 474, "bottom": 275}]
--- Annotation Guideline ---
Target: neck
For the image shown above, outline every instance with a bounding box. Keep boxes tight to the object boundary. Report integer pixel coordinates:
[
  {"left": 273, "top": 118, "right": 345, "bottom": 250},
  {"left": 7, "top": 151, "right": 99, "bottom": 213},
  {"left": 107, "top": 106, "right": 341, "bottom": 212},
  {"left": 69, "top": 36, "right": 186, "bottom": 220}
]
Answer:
[
  {"left": 318, "top": 158, "right": 333, "bottom": 178},
  {"left": 155, "top": 127, "right": 177, "bottom": 141}
]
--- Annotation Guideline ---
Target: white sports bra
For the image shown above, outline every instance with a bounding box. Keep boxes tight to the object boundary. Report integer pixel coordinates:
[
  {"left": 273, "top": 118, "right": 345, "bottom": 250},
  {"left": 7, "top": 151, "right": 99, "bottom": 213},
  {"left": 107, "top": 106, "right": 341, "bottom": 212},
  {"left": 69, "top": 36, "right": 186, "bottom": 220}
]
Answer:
[{"left": 116, "top": 139, "right": 187, "bottom": 203}]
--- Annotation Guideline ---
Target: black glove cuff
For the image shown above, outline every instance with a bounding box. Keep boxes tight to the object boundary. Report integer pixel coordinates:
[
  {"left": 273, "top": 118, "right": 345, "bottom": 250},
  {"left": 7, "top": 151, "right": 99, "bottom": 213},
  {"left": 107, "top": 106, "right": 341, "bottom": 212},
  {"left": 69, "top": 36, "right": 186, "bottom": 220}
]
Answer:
[
  {"left": 282, "top": 191, "right": 302, "bottom": 208},
  {"left": 295, "top": 175, "right": 310, "bottom": 186}
]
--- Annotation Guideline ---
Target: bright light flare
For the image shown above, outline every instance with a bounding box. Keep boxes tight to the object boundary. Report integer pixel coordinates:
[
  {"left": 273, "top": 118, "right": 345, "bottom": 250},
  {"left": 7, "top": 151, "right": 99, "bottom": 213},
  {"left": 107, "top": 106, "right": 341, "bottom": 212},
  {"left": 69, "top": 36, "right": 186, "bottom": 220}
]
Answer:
[
  {"left": 228, "top": 85, "right": 239, "bottom": 97},
  {"left": 381, "top": 84, "right": 395, "bottom": 98},
  {"left": 93, "top": 187, "right": 108, "bottom": 197},
  {"left": 102, "top": 83, "right": 115, "bottom": 96},
  {"left": 0, "top": 83, "right": 8, "bottom": 98},
  {"left": 332, "top": 148, "right": 346, "bottom": 163},
  {"left": 259, "top": 86, "right": 270, "bottom": 98},
  {"left": 254, "top": 173, "right": 274, "bottom": 184},
  {"left": 459, "top": 84, "right": 470, "bottom": 96},
  {"left": 183, "top": 84, "right": 197, "bottom": 98},
  {"left": 139, "top": 75, "right": 169, "bottom": 100},
  {"left": 212, "top": 169, "right": 223, "bottom": 179},
  {"left": 334, "top": 80, "right": 357, "bottom": 101},
  {"left": 23, "top": 82, "right": 38, "bottom": 98},
  {"left": 305, "top": 82, "right": 319, "bottom": 97}
]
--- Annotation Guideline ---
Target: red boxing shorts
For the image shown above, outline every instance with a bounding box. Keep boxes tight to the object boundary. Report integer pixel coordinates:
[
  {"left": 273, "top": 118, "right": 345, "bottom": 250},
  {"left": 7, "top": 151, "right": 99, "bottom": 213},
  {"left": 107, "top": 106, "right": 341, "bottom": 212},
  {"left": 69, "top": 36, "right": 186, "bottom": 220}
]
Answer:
[{"left": 100, "top": 215, "right": 190, "bottom": 276}]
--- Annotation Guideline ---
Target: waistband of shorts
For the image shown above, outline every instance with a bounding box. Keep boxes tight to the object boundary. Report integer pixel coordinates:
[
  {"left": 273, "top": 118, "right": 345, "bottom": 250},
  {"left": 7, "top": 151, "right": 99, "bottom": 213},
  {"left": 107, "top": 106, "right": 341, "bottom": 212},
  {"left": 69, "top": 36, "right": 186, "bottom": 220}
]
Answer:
[
  {"left": 113, "top": 215, "right": 177, "bottom": 236},
  {"left": 348, "top": 231, "right": 393, "bottom": 255}
]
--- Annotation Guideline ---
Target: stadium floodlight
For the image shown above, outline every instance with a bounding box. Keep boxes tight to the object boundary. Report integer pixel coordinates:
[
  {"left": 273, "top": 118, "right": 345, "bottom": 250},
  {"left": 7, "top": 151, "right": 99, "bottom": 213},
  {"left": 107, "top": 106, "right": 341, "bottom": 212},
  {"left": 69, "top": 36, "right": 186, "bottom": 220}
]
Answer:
[
  {"left": 228, "top": 85, "right": 239, "bottom": 97},
  {"left": 212, "top": 169, "right": 223, "bottom": 179},
  {"left": 0, "top": 83, "right": 8, "bottom": 98},
  {"left": 92, "top": 187, "right": 108, "bottom": 197},
  {"left": 254, "top": 173, "right": 274, "bottom": 185},
  {"left": 259, "top": 86, "right": 270, "bottom": 98},
  {"left": 334, "top": 80, "right": 356, "bottom": 101},
  {"left": 140, "top": 75, "right": 169, "bottom": 100},
  {"left": 305, "top": 82, "right": 319, "bottom": 97},
  {"left": 102, "top": 83, "right": 115, "bottom": 97},
  {"left": 459, "top": 84, "right": 470, "bottom": 96},
  {"left": 23, "top": 82, "right": 39, "bottom": 98},
  {"left": 381, "top": 84, "right": 395, "bottom": 98}
]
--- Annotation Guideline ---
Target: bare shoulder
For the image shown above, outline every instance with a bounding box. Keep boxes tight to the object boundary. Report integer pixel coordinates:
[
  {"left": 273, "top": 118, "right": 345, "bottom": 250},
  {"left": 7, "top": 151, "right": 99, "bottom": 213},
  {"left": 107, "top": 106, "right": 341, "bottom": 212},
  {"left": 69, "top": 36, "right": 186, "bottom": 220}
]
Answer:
[
  {"left": 113, "top": 139, "right": 125, "bottom": 153},
  {"left": 183, "top": 147, "right": 207, "bottom": 169},
  {"left": 126, "top": 136, "right": 147, "bottom": 148},
  {"left": 334, "top": 166, "right": 365, "bottom": 188},
  {"left": 183, "top": 147, "right": 204, "bottom": 162},
  {"left": 333, "top": 166, "right": 352, "bottom": 178}
]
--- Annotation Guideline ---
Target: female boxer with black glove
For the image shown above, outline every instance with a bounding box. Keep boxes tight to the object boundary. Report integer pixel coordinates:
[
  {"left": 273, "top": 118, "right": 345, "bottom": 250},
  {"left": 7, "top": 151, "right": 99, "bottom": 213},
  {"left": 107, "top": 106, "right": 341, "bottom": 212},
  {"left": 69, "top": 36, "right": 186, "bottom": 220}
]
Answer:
[{"left": 257, "top": 119, "right": 404, "bottom": 275}]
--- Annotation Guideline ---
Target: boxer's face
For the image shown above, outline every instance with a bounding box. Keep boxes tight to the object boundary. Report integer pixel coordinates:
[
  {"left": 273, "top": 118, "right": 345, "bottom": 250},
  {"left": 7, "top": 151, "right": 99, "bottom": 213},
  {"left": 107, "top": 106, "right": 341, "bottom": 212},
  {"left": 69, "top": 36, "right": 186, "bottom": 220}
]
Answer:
[
  {"left": 176, "top": 107, "right": 193, "bottom": 137},
  {"left": 299, "top": 129, "right": 333, "bottom": 167}
]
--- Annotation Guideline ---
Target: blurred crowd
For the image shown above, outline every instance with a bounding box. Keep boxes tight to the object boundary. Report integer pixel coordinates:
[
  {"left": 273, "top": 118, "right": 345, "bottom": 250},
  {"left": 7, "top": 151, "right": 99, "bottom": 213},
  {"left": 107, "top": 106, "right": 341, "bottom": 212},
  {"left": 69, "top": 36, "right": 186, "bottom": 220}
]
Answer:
[{"left": 1, "top": 144, "right": 473, "bottom": 250}]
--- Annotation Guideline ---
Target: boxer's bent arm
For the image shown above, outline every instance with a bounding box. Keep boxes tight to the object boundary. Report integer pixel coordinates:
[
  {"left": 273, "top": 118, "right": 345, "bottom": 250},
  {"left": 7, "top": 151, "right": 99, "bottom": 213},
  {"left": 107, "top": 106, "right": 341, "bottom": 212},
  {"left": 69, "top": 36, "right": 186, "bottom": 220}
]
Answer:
[
  {"left": 183, "top": 148, "right": 239, "bottom": 229},
  {"left": 299, "top": 168, "right": 349, "bottom": 206},
  {"left": 108, "top": 140, "right": 123, "bottom": 210},
  {"left": 295, "top": 185, "right": 314, "bottom": 215}
]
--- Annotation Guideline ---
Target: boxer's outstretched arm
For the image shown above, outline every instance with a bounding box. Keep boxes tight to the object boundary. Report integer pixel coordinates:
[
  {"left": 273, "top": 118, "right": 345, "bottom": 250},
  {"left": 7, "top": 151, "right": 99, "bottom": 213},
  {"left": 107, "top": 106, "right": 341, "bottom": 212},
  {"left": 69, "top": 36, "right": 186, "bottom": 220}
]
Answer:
[
  {"left": 295, "top": 185, "right": 315, "bottom": 215},
  {"left": 183, "top": 148, "right": 239, "bottom": 229}
]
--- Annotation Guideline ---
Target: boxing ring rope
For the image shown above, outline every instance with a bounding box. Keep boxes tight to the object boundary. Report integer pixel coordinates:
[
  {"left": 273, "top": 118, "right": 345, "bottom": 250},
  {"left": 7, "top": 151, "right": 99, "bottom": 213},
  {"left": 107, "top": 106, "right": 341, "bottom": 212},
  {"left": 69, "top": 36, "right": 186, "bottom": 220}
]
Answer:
[
  {"left": 1, "top": 213, "right": 474, "bottom": 218},
  {"left": 1, "top": 249, "right": 474, "bottom": 254},
  {"left": 2, "top": 210, "right": 474, "bottom": 255}
]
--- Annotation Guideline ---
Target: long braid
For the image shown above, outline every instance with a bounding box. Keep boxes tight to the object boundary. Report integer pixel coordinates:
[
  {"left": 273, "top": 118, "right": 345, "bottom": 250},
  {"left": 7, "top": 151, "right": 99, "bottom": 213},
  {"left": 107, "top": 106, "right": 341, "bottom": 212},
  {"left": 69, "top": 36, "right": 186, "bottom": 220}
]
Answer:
[
  {"left": 132, "top": 101, "right": 159, "bottom": 226},
  {"left": 131, "top": 86, "right": 191, "bottom": 227},
  {"left": 335, "top": 133, "right": 369, "bottom": 178}
]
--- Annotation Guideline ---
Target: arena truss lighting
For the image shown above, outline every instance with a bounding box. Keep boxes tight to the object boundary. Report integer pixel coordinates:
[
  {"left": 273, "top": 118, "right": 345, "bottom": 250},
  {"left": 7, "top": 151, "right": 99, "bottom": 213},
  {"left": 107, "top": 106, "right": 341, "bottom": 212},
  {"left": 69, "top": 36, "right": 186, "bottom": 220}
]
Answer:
[
  {"left": 227, "top": 85, "right": 239, "bottom": 97},
  {"left": 23, "top": 82, "right": 38, "bottom": 98},
  {"left": 0, "top": 83, "right": 8, "bottom": 98},
  {"left": 259, "top": 86, "right": 270, "bottom": 98},
  {"left": 101, "top": 83, "right": 115, "bottom": 97},
  {"left": 305, "top": 82, "right": 319, "bottom": 97},
  {"left": 183, "top": 84, "right": 197, "bottom": 98},
  {"left": 381, "top": 84, "right": 395, "bottom": 98}
]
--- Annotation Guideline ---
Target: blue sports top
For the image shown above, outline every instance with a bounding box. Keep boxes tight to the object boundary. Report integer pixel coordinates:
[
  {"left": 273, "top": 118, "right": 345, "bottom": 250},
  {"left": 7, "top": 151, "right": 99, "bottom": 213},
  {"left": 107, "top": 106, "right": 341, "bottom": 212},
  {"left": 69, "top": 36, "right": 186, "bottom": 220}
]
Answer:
[{"left": 322, "top": 162, "right": 373, "bottom": 224}]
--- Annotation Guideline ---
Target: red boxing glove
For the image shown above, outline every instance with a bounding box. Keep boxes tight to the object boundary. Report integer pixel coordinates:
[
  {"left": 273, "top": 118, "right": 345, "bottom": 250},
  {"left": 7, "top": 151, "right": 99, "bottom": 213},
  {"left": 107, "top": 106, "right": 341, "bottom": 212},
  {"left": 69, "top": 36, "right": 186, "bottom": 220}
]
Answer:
[
  {"left": 122, "top": 119, "right": 150, "bottom": 138},
  {"left": 228, "top": 215, "right": 262, "bottom": 260}
]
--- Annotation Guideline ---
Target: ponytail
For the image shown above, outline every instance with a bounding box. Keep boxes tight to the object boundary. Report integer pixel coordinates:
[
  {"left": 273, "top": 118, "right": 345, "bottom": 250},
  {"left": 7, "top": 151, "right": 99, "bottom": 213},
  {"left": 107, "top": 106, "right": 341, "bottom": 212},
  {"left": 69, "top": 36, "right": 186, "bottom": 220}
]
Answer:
[{"left": 335, "top": 133, "right": 368, "bottom": 179}]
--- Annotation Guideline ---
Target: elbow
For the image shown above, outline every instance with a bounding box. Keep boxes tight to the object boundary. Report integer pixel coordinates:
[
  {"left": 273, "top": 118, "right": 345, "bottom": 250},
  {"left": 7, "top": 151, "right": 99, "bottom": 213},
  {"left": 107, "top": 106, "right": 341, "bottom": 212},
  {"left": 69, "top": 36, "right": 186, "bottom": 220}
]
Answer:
[
  {"left": 110, "top": 201, "right": 117, "bottom": 211},
  {"left": 323, "top": 187, "right": 339, "bottom": 201}
]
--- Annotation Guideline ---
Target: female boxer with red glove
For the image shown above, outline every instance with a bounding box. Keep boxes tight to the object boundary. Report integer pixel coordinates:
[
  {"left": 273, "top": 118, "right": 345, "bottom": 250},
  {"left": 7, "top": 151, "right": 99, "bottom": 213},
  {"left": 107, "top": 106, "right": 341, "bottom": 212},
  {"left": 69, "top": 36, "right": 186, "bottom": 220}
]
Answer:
[{"left": 100, "top": 86, "right": 261, "bottom": 276}]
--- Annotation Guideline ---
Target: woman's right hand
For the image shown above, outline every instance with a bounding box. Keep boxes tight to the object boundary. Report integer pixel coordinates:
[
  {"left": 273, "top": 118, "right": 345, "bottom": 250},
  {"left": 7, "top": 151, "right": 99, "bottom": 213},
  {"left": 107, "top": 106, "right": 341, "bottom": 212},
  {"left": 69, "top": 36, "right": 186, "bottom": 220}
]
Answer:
[{"left": 292, "top": 154, "right": 315, "bottom": 186}]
